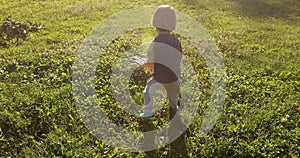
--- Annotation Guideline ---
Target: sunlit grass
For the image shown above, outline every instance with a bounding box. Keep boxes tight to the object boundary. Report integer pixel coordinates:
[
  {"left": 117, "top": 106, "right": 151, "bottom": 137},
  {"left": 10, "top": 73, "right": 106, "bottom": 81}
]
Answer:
[{"left": 0, "top": 0, "right": 299, "bottom": 157}]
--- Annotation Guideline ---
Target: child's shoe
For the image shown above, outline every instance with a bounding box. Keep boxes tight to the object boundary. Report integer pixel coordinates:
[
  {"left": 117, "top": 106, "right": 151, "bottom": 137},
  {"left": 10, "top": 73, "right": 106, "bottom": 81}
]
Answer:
[{"left": 139, "top": 113, "right": 152, "bottom": 122}]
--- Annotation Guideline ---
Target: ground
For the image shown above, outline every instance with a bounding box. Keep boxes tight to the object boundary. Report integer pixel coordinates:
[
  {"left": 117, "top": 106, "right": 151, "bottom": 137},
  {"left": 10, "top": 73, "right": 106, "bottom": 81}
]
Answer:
[{"left": 0, "top": 0, "right": 299, "bottom": 157}]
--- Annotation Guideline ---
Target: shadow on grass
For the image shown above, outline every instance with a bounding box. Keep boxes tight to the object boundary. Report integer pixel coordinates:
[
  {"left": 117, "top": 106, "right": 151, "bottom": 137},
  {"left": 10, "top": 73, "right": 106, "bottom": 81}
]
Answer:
[
  {"left": 168, "top": 131, "right": 188, "bottom": 158},
  {"left": 141, "top": 108, "right": 188, "bottom": 158},
  {"left": 173, "top": 0, "right": 299, "bottom": 23},
  {"left": 230, "top": 0, "right": 300, "bottom": 20}
]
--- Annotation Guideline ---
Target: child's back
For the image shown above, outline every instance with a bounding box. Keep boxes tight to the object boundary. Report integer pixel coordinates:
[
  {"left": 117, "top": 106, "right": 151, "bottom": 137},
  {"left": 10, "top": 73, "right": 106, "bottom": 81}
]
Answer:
[{"left": 150, "top": 32, "right": 182, "bottom": 83}]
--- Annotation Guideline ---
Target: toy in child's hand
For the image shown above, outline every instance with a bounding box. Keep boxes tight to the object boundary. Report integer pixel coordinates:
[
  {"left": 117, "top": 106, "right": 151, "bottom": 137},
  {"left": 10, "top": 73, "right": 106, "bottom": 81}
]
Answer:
[{"left": 143, "top": 62, "right": 154, "bottom": 74}]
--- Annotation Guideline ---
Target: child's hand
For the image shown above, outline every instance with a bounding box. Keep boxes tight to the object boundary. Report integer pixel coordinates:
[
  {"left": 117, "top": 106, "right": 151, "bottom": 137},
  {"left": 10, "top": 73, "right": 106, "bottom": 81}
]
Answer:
[{"left": 143, "top": 62, "right": 154, "bottom": 74}]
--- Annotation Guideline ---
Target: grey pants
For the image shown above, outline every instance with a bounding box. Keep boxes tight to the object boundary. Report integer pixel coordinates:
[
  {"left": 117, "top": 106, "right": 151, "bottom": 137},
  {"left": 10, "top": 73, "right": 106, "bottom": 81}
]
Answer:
[{"left": 142, "top": 77, "right": 180, "bottom": 115}]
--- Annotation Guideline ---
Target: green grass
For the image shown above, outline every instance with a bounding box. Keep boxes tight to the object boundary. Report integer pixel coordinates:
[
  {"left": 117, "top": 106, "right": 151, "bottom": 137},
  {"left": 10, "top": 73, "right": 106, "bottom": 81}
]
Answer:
[{"left": 0, "top": 0, "right": 299, "bottom": 157}]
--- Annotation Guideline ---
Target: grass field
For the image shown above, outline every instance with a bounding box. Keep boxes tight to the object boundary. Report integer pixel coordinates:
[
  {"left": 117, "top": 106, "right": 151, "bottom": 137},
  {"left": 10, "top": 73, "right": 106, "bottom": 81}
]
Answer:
[{"left": 0, "top": 0, "right": 299, "bottom": 157}]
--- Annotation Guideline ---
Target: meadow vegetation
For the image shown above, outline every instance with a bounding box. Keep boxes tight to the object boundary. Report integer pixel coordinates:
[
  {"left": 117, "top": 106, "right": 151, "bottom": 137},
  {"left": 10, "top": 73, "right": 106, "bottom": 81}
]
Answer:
[{"left": 0, "top": 0, "right": 299, "bottom": 157}]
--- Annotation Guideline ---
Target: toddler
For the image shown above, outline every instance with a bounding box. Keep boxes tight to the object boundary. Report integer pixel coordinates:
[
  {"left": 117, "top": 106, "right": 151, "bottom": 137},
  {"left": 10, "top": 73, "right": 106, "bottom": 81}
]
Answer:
[{"left": 140, "top": 5, "right": 182, "bottom": 122}]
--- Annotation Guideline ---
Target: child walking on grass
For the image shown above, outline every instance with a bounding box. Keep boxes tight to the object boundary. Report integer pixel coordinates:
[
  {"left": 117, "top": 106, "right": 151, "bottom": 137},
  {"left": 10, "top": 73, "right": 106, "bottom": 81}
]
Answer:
[{"left": 140, "top": 5, "right": 182, "bottom": 122}]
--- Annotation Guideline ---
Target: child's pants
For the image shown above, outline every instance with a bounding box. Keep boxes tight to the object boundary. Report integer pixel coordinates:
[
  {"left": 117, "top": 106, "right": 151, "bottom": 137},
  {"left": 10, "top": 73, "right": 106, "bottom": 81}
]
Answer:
[{"left": 142, "top": 77, "right": 180, "bottom": 115}]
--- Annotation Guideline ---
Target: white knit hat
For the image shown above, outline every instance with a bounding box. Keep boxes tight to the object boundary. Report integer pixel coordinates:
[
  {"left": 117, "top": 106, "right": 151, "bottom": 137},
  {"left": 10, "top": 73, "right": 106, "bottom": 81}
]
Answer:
[{"left": 152, "top": 5, "right": 176, "bottom": 31}]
